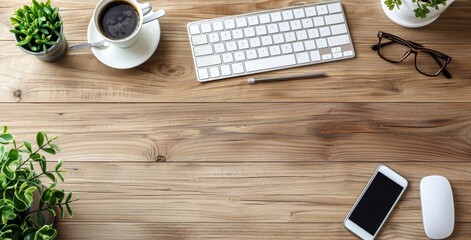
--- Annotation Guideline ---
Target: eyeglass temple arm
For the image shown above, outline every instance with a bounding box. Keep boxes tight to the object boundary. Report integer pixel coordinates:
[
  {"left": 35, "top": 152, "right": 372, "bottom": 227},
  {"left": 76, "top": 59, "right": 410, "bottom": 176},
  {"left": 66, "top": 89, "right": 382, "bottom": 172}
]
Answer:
[{"left": 371, "top": 41, "right": 452, "bottom": 79}]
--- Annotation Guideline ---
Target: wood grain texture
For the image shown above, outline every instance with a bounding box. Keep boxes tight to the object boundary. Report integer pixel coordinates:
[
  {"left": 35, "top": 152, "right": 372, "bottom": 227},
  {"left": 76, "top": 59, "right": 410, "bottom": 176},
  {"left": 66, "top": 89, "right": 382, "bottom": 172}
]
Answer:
[
  {"left": 54, "top": 223, "right": 471, "bottom": 240},
  {"left": 2, "top": 103, "right": 471, "bottom": 162},
  {"left": 0, "top": 0, "right": 470, "bottom": 102},
  {"left": 1, "top": 0, "right": 471, "bottom": 239},
  {"left": 51, "top": 162, "right": 471, "bottom": 223}
]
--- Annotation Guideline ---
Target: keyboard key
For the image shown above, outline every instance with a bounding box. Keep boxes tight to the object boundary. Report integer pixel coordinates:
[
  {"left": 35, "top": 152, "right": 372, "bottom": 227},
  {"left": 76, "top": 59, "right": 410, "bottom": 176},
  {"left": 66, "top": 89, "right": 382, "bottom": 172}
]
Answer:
[
  {"left": 234, "top": 51, "right": 246, "bottom": 61},
  {"left": 273, "top": 34, "right": 285, "bottom": 44},
  {"left": 309, "top": 50, "right": 321, "bottom": 61},
  {"left": 343, "top": 50, "right": 354, "bottom": 57},
  {"left": 267, "top": 24, "right": 279, "bottom": 34},
  {"left": 214, "top": 43, "right": 225, "bottom": 53},
  {"left": 307, "top": 28, "right": 319, "bottom": 39},
  {"left": 330, "top": 23, "right": 348, "bottom": 35},
  {"left": 313, "top": 17, "right": 325, "bottom": 26},
  {"left": 328, "top": 3, "right": 342, "bottom": 13},
  {"left": 189, "top": 25, "right": 200, "bottom": 35},
  {"left": 209, "top": 66, "right": 220, "bottom": 78},
  {"left": 246, "top": 49, "right": 258, "bottom": 59},
  {"left": 196, "top": 55, "right": 221, "bottom": 67},
  {"left": 245, "top": 54, "right": 296, "bottom": 72},
  {"left": 282, "top": 10, "right": 294, "bottom": 20},
  {"left": 249, "top": 37, "right": 262, "bottom": 47},
  {"left": 305, "top": 6, "right": 317, "bottom": 17},
  {"left": 316, "top": 38, "right": 328, "bottom": 48},
  {"left": 261, "top": 36, "right": 273, "bottom": 46},
  {"left": 319, "top": 27, "right": 331, "bottom": 37},
  {"left": 324, "top": 13, "right": 344, "bottom": 25},
  {"left": 296, "top": 30, "right": 308, "bottom": 40},
  {"left": 248, "top": 16, "right": 259, "bottom": 26},
  {"left": 244, "top": 27, "right": 256, "bottom": 37},
  {"left": 208, "top": 33, "right": 220, "bottom": 43},
  {"left": 293, "top": 42, "right": 305, "bottom": 52},
  {"left": 222, "top": 53, "right": 234, "bottom": 63},
  {"left": 232, "top": 62, "right": 244, "bottom": 74},
  {"left": 221, "top": 31, "right": 232, "bottom": 41},
  {"left": 301, "top": 18, "right": 314, "bottom": 28},
  {"left": 327, "top": 34, "right": 350, "bottom": 46},
  {"left": 201, "top": 23, "right": 212, "bottom": 33},
  {"left": 296, "top": 52, "right": 310, "bottom": 63},
  {"left": 321, "top": 53, "right": 332, "bottom": 60},
  {"left": 333, "top": 52, "right": 343, "bottom": 58},
  {"left": 331, "top": 47, "right": 342, "bottom": 53},
  {"left": 193, "top": 44, "right": 213, "bottom": 56},
  {"left": 237, "top": 39, "right": 249, "bottom": 49},
  {"left": 290, "top": 20, "right": 302, "bottom": 30},
  {"left": 281, "top": 43, "right": 293, "bottom": 54},
  {"left": 316, "top": 5, "right": 328, "bottom": 15},
  {"left": 232, "top": 29, "right": 244, "bottom": 39},
  {"left": 270, "top": 12, "right": 283, "bottom": 22},
  {"left": 255, "top": 25, "right": 268, "bottom": 35},
  {"left": 221, "top": 65, "right": 231, "bottom": 76},
  {"left": 257, "top": 47, "right": 269, "bottom": 58},
  {"left": 226, "top": 41, "right": 237, "bottom": 51},
  {"left": 269, "top": 45, "right": 282, "bottom": 56},
  {"left": 279, "top": 22, "right": 291, "bottom": 32},
  {"left": 224, "top": 19, "right": 236, "bottom": 29},
  {"left": 213, "top": 21, "right": 224, "bottom": 31},
  {"left": 293, "top": 8, "right": 306, "bottom": 19},
  {"left": 284, "top": 32, "right": 296, "bottom": 42},
  {"left": 236, "top": 18, "right": 248, "bottom": 27},
  {"left": 249, "top": 37, "right": 262, "bottom": 48},
  {"left": 304, "top": 40, "right": 316, "bottom": 50},
  {"left": 259, "top": 14, "right": 271, "bottom": 24},
  {"left": 198, "top": 68, "right": 209, "bottom": 80},
  {"left": 191, "top": 35, "right": 208, "bottom": 45}
]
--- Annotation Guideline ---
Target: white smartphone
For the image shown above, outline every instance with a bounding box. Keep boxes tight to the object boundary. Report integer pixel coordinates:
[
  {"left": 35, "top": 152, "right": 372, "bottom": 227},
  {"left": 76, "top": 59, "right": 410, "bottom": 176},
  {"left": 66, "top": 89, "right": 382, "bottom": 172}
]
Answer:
[{"left": 344, "top": 165, "right": 408, "bottom": 240}]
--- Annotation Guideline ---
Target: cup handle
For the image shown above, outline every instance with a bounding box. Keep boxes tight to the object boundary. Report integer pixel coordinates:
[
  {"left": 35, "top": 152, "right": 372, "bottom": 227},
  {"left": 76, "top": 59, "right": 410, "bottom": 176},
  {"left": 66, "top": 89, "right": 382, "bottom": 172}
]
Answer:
[{"left": 139, "top": 2, "right": 152, "bottom": 15}]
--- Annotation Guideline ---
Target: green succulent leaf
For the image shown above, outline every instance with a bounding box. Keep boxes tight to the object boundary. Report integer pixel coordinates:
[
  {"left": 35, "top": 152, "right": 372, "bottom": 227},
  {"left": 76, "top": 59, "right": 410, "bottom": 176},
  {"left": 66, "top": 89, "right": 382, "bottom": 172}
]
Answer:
[
  {"left": 36, "top": 132, "right": 44, "bottom": 148},
  {"left": 34, "top": 225, "right": 57, "bottom": 240},
  {"left": 0, "top": 133, "right": 14, "bottom": 144},
  {"left": 42, "top": 148, "right": 55, "bottom": 155}
]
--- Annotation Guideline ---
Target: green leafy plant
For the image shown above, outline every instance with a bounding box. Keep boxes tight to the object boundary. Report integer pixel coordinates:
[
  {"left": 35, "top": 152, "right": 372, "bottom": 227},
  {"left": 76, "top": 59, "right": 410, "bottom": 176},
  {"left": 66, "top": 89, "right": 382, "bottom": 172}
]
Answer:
[
  {"left": 385, "top": 0, "right": 448, "bottom": 18},
  {"left": 9, "top": 0, "right": 63, "bottom": 53},
  {"left": 0, "top": 127, "right": 75, "bottom": 240}
]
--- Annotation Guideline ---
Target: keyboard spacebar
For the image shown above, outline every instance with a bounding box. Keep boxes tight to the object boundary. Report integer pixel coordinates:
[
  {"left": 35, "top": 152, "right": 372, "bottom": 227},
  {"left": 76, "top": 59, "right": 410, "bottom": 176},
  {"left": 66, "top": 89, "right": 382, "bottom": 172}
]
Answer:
[{"left": 244, "top": 55, "right": 297, "bottom": 72}]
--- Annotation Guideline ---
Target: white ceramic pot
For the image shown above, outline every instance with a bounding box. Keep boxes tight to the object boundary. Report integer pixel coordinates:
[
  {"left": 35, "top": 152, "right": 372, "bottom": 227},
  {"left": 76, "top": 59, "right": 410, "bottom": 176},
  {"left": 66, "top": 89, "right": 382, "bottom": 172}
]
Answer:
[{"left": 380, "top": 0, "right": 455, "bottom": 28}]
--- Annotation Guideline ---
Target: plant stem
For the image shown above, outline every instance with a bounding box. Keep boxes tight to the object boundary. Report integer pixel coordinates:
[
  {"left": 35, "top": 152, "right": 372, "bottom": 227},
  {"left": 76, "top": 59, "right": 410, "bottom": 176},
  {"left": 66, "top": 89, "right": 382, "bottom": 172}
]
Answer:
[
  {"left": 25, "top": 199, "right": 79, "bottom": 218},
  {"left": 18, "top": 139, "right": 53, "bottom": 169}
]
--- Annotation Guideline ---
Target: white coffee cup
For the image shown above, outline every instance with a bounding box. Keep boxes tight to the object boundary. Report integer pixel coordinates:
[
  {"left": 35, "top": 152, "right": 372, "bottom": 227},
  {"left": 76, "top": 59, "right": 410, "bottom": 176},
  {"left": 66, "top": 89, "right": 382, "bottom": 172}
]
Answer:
[{"left": 93, "top": 0, "right": 162, "bottom": 48}]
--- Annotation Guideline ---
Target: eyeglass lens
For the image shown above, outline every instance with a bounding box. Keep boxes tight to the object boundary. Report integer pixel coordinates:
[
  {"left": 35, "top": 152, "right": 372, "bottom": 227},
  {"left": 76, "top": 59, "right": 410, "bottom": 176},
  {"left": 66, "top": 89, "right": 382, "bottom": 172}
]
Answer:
[{"left": 377, "top": 34, "right": 448, "bottom": 76}]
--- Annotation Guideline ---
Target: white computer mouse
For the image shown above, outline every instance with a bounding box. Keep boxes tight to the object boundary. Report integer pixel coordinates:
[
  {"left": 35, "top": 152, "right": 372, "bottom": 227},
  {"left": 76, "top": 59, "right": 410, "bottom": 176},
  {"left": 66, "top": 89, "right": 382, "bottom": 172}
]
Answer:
[{"left": 420, "top": 175, "right": 454, "bottom": 239}]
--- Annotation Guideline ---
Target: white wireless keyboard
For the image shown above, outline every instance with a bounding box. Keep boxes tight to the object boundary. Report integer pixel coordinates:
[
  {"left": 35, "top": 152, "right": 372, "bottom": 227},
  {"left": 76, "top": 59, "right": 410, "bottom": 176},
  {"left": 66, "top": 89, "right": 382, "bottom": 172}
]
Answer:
[{"left": 187, "top": 1, "right": 355, "bottom": 82}]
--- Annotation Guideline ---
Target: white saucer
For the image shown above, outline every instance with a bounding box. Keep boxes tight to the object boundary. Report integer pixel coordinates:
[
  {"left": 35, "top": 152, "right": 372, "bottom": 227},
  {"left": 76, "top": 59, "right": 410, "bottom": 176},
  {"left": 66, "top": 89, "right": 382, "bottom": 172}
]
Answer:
[{"left": 87, "top": 19, "right": 160, "bottom": 69}]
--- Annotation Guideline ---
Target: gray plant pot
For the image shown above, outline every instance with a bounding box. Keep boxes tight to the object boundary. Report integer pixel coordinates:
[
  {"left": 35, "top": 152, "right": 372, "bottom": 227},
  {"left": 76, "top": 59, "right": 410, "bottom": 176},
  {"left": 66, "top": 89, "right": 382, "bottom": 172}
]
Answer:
[{"left": 14, "top": 15, "right": 67, "bottom": 62}]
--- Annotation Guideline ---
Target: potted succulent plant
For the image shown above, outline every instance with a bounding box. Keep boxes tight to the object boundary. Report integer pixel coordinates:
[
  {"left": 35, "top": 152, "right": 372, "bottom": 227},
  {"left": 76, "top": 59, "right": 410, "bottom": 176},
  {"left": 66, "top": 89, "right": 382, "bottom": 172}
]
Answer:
[
  {"left": 0, "top": 127, "right": 75, "bottom": 240},
  {"left": 381, "top": 0, "right": 455, "bottom": 28},
  {"left": 9, "top": 0, "right": 67, "bottom": 61}
]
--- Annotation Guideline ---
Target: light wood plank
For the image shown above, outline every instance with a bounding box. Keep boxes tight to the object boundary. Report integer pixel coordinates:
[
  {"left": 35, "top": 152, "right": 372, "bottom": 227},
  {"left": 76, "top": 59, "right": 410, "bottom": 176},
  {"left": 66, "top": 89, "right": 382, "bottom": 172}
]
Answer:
[
  {"left": 51, "top": 162, "right": 471, "bottom": 224},
  {"left": 0, "top": 1, "right": 470, "bottom": 102},
  {"left": 54, "top": 222, "right": 471, "bottom": 240},
  {"left": 2, "top": 103, "right": 471, "bottom": 162}
]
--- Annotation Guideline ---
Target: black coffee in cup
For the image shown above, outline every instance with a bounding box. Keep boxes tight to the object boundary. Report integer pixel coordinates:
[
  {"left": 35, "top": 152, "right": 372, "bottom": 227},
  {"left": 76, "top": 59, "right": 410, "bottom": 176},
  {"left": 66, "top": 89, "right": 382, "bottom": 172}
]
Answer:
[{"left": 99, "top": 1, "right": 139, "bottom": 40}]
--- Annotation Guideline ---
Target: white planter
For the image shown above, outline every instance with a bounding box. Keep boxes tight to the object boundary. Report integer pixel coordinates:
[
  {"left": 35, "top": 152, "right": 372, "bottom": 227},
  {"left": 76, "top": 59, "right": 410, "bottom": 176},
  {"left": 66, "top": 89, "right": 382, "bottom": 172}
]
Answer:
[{"left": 380, "top": 0, "right": 455, "bottom": 28}]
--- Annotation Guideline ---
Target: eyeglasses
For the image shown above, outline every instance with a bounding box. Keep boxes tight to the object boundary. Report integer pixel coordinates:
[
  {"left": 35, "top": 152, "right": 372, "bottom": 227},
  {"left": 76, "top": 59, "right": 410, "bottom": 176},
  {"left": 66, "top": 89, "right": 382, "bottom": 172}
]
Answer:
[{"left": 371, "top": 31, "right": 452, "bottom": 79}]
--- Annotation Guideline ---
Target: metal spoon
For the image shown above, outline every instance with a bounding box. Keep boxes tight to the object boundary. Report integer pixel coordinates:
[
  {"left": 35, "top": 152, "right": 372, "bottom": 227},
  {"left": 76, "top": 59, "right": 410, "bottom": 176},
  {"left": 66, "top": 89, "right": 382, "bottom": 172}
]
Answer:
[{"left": 69, "top": 40, "right": 110, "bottom": 51}]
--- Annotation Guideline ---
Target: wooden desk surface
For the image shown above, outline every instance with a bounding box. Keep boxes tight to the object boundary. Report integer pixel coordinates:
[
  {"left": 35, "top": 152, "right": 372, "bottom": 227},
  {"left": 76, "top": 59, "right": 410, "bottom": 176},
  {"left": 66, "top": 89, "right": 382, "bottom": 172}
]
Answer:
[{"left": 1, "top": 0, "right": 471, "bottom": 239}]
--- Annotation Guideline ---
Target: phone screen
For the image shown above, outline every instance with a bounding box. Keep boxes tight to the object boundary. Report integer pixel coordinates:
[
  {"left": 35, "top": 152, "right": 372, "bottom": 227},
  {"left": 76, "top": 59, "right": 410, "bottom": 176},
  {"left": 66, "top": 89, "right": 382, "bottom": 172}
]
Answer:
[{"left": 348, "top": 172, "right": 404, "bottom": 235}]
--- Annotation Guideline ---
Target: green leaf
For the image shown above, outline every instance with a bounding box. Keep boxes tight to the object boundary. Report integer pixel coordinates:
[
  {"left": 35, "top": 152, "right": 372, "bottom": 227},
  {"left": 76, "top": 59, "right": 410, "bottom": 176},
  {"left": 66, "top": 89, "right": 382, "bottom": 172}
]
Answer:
[
  {"left": 58, "top": 204, "right": 65, "bottom": 219},
  {"left": 36, "top": 132, "right": 44, "bottom": 148},
  {"left": 56, "top": 171, "right": 64, "bottom": 182},
  {"left": 34, "top": 225, "right": 57, "bottom": 240},
  {"left": 65, "top": 192, "right": 72, "bottom": 202},
  {"left": 44, "top": 172, "right": 56, "bottom": 183},
  {"left": 54, "top": 160, "right": 62, "bottom": 171},
  {"left": 0, "top": 133, "right": 14, "bottom": 144},
  {"left": 65, "top": 203, "right": 73, "bottom": 218},
  {"left": 24, "top": 141, "right": 32, "bottom": 153},
  {"left": 42, "top": 148, "right": 55, "bottom": 155}
]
